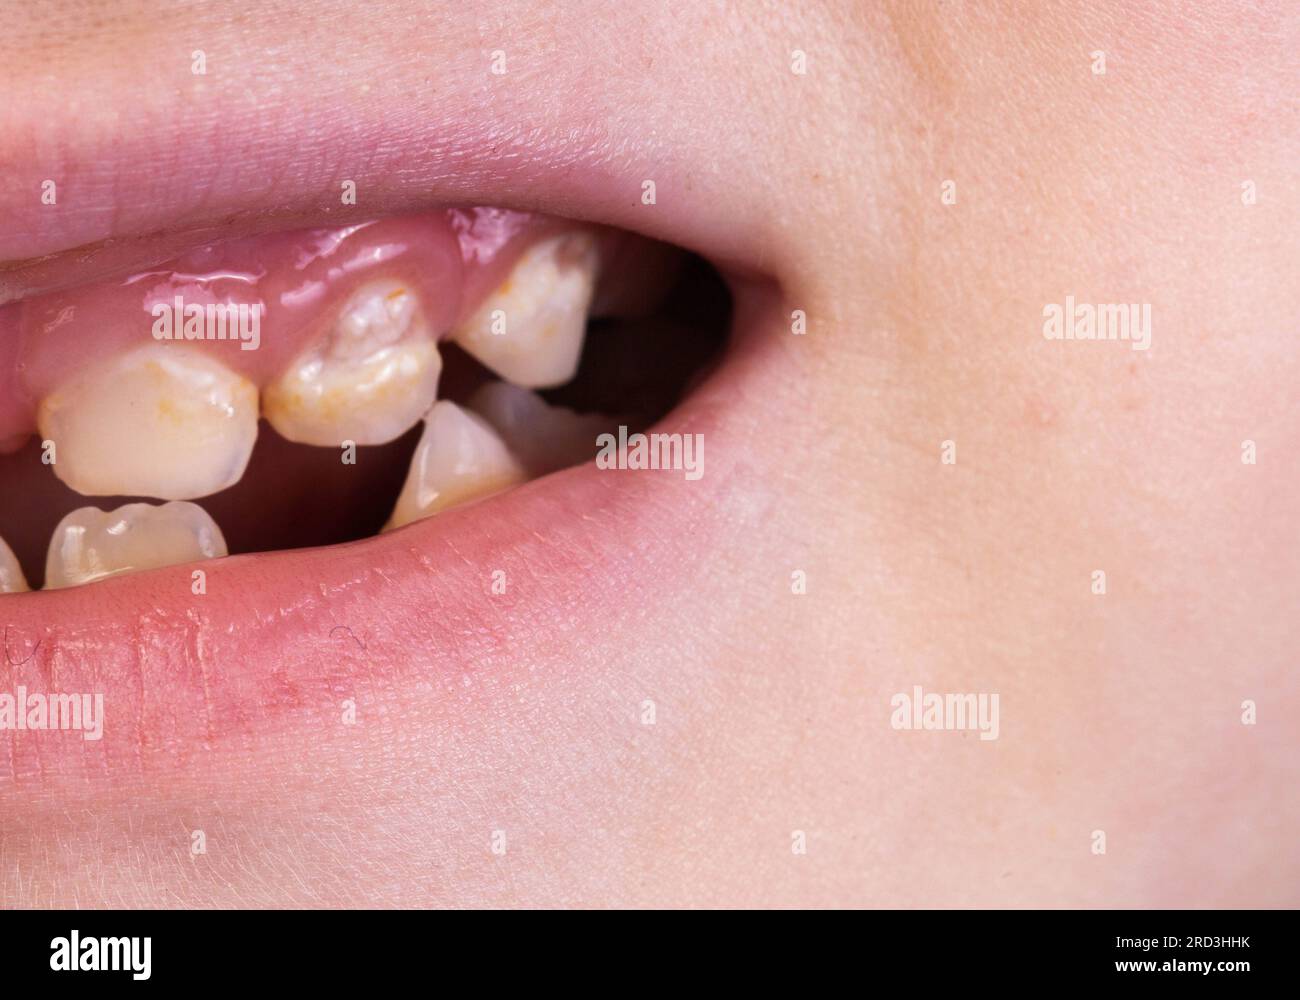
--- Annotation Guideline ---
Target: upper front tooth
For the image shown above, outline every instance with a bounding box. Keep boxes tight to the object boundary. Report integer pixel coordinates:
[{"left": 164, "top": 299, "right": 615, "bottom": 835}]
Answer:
[
  {"left": 45, "top": 501, "right": 227, "bottom": 590},
  {"left": 468, "top": 381, "right": 615, "bottom": 477},
  {"left": 263, "top": 281, "right": 443, "bottom": 446},
  {"left": 0, "top": 535, "right": 29, "bottom": 593},
  {"left": 37, "top": 345, "right": 259, "bottom": 500},
  {"left": 385, "top": 400, "right": 526, "bottom": 530},
  {"left": 452, "top": 232, "right": 599, "bottom": 388}
]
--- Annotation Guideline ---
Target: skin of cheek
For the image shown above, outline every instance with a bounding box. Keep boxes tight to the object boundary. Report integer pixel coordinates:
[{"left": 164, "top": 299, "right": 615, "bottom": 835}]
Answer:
[
  {"left": 817, "top": 1, "right": 1299, "bottom": 904},
  {"left": 1, "top": 0, "right": 1296, "bottom": 907}
]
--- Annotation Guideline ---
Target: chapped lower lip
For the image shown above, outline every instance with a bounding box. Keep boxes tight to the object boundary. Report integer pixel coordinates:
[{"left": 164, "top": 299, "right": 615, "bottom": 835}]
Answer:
[{"left": 0, "top": 286, "right": 779, "bottom": 785}]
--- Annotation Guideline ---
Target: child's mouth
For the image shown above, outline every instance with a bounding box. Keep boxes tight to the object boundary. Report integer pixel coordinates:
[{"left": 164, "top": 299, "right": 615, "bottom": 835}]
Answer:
[
  {"left": 0, "top": 206, "right": 727, "bottom": 590},
  {"left": 0, "top": 21, "right": 795, "bottom": 779},
  {"left": 0, "top": 189, "right": 783, "bottom": 769}
]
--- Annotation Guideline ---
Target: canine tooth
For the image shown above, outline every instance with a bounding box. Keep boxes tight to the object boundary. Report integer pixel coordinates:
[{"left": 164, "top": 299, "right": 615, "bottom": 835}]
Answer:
[
  {"left": 45, "top": 502, "right": 227, "bottom": 590},
  {"left": 385, "top": 401, "right": 526, "bottom": 530},
  {"left": 263, "top": 281, "right": 443, "bottom": 446},
  {"left": 37, "top": 345, "right": 258, "bottom": 500},
  {"left": 452, "top": 232, "right": 599, "bottom": 388},
  {"left": 468, "top": 381, "right": 614, "bottom": 476},
  {"left": 0, "top": 535, "right": 28, "bottom": 593}
]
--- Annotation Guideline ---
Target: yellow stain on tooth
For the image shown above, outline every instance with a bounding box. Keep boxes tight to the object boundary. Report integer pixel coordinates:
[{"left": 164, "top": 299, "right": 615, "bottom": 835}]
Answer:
[
  {"left": 37, "top": 345, "right": 259, "bottom": 501},
  {"left": 263, "top": 280, "right": 442, "bottom": 447}
]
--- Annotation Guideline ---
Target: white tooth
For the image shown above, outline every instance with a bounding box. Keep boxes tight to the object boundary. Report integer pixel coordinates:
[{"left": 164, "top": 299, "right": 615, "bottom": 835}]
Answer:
[
  {"left": 468, "top": 381, "right": 614, "bottom": 477},
  {"left": 44, "top": 501, "right": 227, "bottom": 590},
  {"left": 264, "top": 280, "right": 443, "bottom": 446},
  {"left": 385, "top": 401, "right": 526, "bottom": 530},
  {"left": 0, "top": 535, "right": 29, "bottom": 593},
  {"left": 452, "top": 232, "right": 598, "bottom": 388},
  {"left": 38, "top": 345, "right": 258, "bottom": 500}
]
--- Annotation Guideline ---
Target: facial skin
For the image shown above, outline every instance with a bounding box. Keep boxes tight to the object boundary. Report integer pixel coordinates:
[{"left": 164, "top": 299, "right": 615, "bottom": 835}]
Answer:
[{"left": 0, "top": 0, "right": 1296, "bottom": 907}]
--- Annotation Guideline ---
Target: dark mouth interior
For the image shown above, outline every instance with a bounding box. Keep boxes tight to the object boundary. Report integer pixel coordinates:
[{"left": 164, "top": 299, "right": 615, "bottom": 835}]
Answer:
[{"left": 0, "top": 249, "right": 731, "bottom": 589}]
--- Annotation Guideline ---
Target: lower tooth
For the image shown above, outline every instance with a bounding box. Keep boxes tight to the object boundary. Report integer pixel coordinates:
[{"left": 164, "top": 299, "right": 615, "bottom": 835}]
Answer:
[
  {"left": 45, "top": 501, "right": 227, "bottom": 590},
  {"left": 385, "top": 401, "right": 525, "bottom": 530},
  {"left": 468, "top": 381, "right": 615, "bottom": 477},
  {"left": 0, "top": 535, "right": 29, "bottom": 593},
  {"left": 263, "top": 281, "right": 443, "bottom": 446},
  {"left": 452, "top": 232, "right": 599, "bottom": 388},
  {"left": 37, "top": 345, "right": 259, "bottom": 500}
]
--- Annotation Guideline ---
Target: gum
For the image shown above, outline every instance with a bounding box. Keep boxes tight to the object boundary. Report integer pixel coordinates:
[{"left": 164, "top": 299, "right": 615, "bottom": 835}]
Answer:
[{"left": 0, "top": 207, "right": 604, "bottom": 448}]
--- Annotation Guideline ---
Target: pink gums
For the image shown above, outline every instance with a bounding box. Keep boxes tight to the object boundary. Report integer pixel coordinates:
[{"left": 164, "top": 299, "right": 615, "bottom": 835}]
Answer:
[{"left": 0, "top": 207, "right": 594, "bottom": 449}]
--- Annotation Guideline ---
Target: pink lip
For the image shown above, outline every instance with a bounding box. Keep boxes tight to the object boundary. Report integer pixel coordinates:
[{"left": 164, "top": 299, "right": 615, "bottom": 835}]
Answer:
[
  {"left": 0, "top": 60, "right": 767, "bottom": 304},
  {"left": 0, "top": 301, "right": 770, "bottom": 785}
]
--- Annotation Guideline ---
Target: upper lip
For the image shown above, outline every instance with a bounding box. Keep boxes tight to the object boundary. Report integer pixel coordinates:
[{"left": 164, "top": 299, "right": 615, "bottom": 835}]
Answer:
[
  {"left": 0, "top": 43, "right": 774, "bottom": 302},
  {"left": 0, "top": 33, "right": 785, "bottom": 787}
]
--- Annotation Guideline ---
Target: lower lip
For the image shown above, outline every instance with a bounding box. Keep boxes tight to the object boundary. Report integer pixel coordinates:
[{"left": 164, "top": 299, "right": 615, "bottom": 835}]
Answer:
[{"left": 0, "top": 284, "right": 775, "bottom": 785}]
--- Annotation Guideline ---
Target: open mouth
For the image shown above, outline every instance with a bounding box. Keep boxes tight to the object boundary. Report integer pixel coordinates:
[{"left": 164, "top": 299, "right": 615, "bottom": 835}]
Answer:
[
  {"left": 0, "top": 207, "right": 730, "bottom": 591},
  {"left": 0, "top": 0, "right": 801, "bottom": 784},
  {"left": 0, "top": 185, "right": 781, "bottom": 764}
]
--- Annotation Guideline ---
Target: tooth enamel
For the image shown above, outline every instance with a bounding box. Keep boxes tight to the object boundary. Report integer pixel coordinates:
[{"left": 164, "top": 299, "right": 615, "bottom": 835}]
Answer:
[
  {"left": 44, "top": 501, "right": 227, "bottom": 590},
  {"left": 37, "top": 345, "right": 259, "bottom": 500},
  {"left": 0, "top": 535, "right": 29, "bottom": 593},
  {"left": 385, "top": 401, "right": 526, "bottom": 530},
  {"left": 452, "top": 232, "right": 599, "bottom": 388},
  {"left": 468, "top": 381, "right": 614, "bottom": 477},
  {"left": 263, "top": 281, "right": 443, "bottom": 446}
]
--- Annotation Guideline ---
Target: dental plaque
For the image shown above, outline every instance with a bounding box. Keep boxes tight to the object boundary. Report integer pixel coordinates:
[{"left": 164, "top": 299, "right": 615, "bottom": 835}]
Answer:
[{"left": 0, "top": 206, "right": 725, "bottom": 592}]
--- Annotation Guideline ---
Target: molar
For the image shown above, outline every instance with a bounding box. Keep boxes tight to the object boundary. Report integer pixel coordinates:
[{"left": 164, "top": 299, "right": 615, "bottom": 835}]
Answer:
[
  {"left": 0, "top": 535, "right": 28, "bottom": 593},
  {"left": 45, "top": 501, "right": 227, "bottom": 590},
  {"left": 262, "top": 280, "right": 443, "bottom": 447},
  {"left": 451, "top": 232, "right": 599, "bottom": 388},
  {"left": 37, "top": 344, "right": 258, "bottom": 501},
  {"left": 385, "top": 400, "right": 526, "bottom": 530}
]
